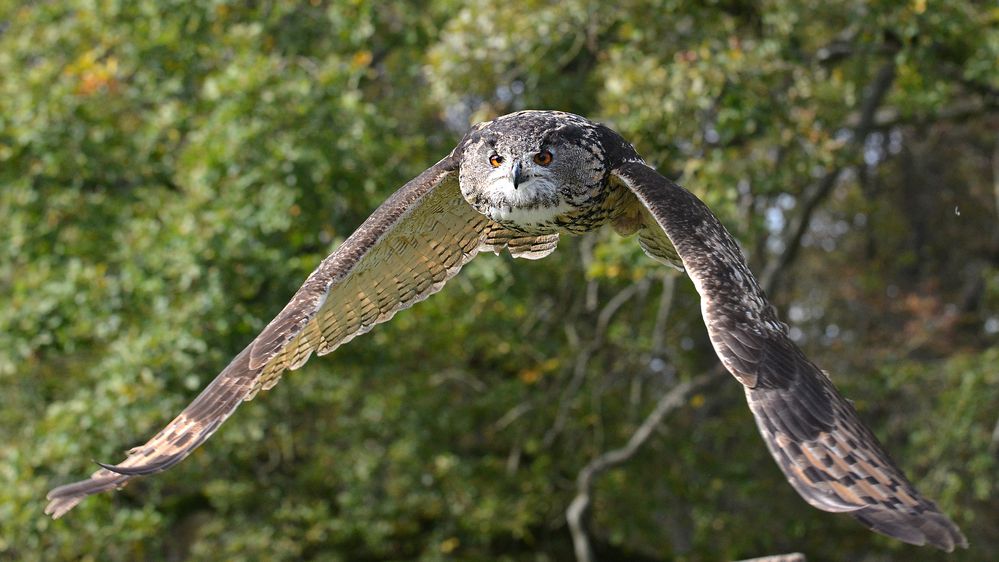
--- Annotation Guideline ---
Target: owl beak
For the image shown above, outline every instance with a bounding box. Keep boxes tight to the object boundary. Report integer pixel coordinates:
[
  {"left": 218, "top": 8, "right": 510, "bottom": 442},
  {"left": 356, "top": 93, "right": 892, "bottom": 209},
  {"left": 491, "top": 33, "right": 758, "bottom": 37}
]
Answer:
[{"left": 511, "top": 161, "right": 527, "bottom": 189}]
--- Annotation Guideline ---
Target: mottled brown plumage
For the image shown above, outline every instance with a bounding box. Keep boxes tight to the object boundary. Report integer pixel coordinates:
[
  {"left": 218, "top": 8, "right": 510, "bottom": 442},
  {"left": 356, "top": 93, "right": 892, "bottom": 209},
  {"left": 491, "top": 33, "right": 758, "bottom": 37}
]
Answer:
[
  {"left": 613, "top": 162, "right": 966, "bottom": 551},
  {"left": 46, "top": 111, "right": 966, "bottom": 552}
]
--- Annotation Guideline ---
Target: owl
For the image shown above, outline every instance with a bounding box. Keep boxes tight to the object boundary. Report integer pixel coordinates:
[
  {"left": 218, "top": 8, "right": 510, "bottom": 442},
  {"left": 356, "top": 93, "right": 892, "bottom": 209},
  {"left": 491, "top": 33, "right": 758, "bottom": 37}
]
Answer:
[{"left": 46, "top": 111, "right": 966, "bottom": 551}]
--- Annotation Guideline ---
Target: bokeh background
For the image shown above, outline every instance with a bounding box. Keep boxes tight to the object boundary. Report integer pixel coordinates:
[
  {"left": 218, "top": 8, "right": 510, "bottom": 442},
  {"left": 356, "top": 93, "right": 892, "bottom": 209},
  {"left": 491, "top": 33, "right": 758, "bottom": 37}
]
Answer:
[{"left": 2, "top": 1, "right": 997, "bottom": 560}]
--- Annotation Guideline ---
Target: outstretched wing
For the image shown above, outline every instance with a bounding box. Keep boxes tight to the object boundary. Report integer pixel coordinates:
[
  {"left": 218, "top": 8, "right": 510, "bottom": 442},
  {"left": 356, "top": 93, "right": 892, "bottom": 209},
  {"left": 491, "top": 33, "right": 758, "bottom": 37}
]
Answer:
[
  {"left": 611, "top": 161, "right": 967, "bottom": 551},
  {"left": 46, "top": 155, "right": 558, "bottom": 518}
]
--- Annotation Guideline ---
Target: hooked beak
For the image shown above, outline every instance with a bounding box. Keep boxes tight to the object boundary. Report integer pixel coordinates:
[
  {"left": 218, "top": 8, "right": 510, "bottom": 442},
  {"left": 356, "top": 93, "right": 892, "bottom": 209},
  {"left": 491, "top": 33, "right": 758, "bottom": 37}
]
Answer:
[{"left": 511, "top": 161, "right": 527, "bottom": 189}]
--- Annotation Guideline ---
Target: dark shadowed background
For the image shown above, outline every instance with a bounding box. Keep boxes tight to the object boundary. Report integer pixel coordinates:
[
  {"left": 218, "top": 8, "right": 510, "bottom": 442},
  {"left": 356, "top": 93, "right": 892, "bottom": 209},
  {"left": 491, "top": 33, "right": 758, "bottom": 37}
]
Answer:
[{"left": 1, "top": 1, "right": 996, "bottom": 560}]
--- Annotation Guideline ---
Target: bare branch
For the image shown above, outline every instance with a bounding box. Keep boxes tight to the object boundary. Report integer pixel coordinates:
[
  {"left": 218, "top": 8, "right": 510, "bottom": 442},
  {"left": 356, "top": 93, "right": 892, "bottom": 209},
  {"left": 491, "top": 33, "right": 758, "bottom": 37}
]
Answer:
[
  {"left": 987, "top": 418, "right": 999, "bottom": 456},
  {"left": 760, "top": 58, "right": 897, "bottom": 294},
  {"left": 736, "top": 553, "right": 807, "bottom": 562},
  {"left": 993, "top": 137, "right": 999, "bottom": 248},
  {"left": 649, "top": 273, "right": 677, "bottom": 353},
  {"left": 544, "top": 279, "right": 649, "bottom": 447},
  {"left": 566, "top": 372, "right": 717, "bottom": 562},
  {"left": 494, "top": 401, "right": 534, "bottom": 432},
  {"left": 630, "top": 274, "right": 678, "bottom": 415},
  {"left": 859, "top": 99, "right": 997, "bottom": 132}
]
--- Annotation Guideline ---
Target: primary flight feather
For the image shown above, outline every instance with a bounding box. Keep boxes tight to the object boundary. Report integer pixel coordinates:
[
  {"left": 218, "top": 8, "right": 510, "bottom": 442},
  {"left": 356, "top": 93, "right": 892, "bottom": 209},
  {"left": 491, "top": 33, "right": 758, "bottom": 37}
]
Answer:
[{"left": 46, "top": 111, "right": 966, "bottom": 551}]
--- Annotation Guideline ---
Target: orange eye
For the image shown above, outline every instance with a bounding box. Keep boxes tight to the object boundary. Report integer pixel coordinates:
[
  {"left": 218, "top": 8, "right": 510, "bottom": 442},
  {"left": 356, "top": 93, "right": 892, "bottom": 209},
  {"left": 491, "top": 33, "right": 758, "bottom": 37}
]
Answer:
[
  {"left": 533, "top": 150, "right": 553, "bottom": 166},
  {"left": 489, "top": 154, "right": 503, "bottom": 168}
]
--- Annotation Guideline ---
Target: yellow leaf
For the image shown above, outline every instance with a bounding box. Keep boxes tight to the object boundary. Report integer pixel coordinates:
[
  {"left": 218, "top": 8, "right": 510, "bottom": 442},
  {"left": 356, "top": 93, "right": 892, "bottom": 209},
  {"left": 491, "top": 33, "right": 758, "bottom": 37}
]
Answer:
[
  {"left": 352, "top": 50, "right": 373, "bottom": 68},
  {"left": 519, "top": 368, "right": 541, "bottom": 384},
  {"left": 440, "top": 537, "right": 460, "bottom": 553}
]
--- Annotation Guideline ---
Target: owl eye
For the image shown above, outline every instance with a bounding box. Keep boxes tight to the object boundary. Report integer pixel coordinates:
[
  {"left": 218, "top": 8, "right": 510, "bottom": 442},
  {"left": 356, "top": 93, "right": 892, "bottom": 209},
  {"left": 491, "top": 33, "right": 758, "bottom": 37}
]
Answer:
[
  {"left": 533, "top": 150, "right": 553, "bottom": 166},
  {"left": 488, "top": 154, "right": 504, "bottom": 168}
]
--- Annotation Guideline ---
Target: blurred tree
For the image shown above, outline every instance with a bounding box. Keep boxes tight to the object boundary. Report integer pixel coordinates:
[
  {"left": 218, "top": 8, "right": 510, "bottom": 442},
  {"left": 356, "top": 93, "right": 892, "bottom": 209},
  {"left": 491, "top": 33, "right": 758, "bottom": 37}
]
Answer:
[{"left": 1, "top": 0, "right": 996, "bottom": 560}]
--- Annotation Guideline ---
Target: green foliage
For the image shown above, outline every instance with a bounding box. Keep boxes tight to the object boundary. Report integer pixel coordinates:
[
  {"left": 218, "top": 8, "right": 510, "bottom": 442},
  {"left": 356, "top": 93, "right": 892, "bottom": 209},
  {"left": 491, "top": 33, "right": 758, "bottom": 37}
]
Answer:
[{"left": 1, "top": 1, "right": 996, "bottom": 560}]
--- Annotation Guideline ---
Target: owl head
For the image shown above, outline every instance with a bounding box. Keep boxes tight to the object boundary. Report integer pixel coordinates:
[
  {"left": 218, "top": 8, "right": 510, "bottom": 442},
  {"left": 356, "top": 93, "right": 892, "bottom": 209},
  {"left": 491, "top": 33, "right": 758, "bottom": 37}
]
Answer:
[{"left": 456, "top": 111, "right": 637, "bottom": 233}]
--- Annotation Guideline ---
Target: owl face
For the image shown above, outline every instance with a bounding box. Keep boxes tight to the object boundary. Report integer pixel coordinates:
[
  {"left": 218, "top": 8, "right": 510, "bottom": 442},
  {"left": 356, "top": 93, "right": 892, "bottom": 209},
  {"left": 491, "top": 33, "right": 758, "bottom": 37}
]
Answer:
[{"left": 458, "top": 111, "right": 610, "bottom": 233}]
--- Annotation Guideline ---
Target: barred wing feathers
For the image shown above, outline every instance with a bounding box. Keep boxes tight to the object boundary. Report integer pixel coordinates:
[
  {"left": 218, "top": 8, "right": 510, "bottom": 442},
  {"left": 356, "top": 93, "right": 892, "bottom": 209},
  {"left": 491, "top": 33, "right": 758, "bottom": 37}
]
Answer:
[
  {"left": 612, "top": 161, "right": 966, "bottom": 551},
  {"left": 46, "top": 156, "right": 557, "bottom": 518}
]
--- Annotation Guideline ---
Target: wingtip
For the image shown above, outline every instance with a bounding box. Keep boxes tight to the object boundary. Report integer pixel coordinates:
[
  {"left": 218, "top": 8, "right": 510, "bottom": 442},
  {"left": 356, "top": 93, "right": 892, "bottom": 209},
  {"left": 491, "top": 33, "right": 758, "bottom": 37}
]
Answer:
[
  {"left": 45, "top": 478, "right": 104, "bottom": 519},
  {"left": 45, "top": 463, "right": 138, "bottom": 519},
  {"left": 44, "top": 496, "right": 79, "bottom": 520},
  {"left": 853, "top": 506, "right": 968, "bottom": 552},
  {"left": 926, "top": 518, "right": 969, "bottom": 552}
]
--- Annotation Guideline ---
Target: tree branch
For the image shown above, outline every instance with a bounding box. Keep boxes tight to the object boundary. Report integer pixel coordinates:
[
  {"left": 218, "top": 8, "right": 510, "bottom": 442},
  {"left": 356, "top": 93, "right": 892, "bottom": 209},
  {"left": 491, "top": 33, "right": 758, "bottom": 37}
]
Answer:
[
  {"left": 544, "top": 278, "right": 650, "bottom": 447},
  {"left": 566, "top": 371, "right": 717, "bottom": 562},
  {"left": 736, "top": 553, "right": 807, "bottom": 562},
  {"left": 858, "top": 99, "right": 997, "bottom": 132},
  {"left": 760, "top": 57, "right": 897, "bottom": 295}
]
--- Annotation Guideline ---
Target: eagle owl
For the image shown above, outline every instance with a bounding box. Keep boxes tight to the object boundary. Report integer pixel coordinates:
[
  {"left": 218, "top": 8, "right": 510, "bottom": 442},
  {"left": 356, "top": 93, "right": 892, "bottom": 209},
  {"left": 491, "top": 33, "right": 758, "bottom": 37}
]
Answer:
[{"left": 46, "top": 111, "right": 967, "bottom": 552}]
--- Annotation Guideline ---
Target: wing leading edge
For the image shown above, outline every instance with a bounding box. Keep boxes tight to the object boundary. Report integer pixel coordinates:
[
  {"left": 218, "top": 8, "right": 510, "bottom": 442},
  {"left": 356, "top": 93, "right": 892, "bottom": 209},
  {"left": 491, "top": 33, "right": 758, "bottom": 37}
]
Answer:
[{"left": 611, "top": 160, "right": 966, "bottom": 551}]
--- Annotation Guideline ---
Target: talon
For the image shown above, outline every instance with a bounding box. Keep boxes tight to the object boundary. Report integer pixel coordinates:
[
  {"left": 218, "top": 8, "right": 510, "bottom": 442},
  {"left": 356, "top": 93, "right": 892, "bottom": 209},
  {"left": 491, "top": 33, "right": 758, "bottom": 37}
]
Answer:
[
  {"left": 94, "top": 460, "right": 153, "bottom": 476},
  {"left": 95, "top": 460, "right": 126, "bottom": 474}
]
